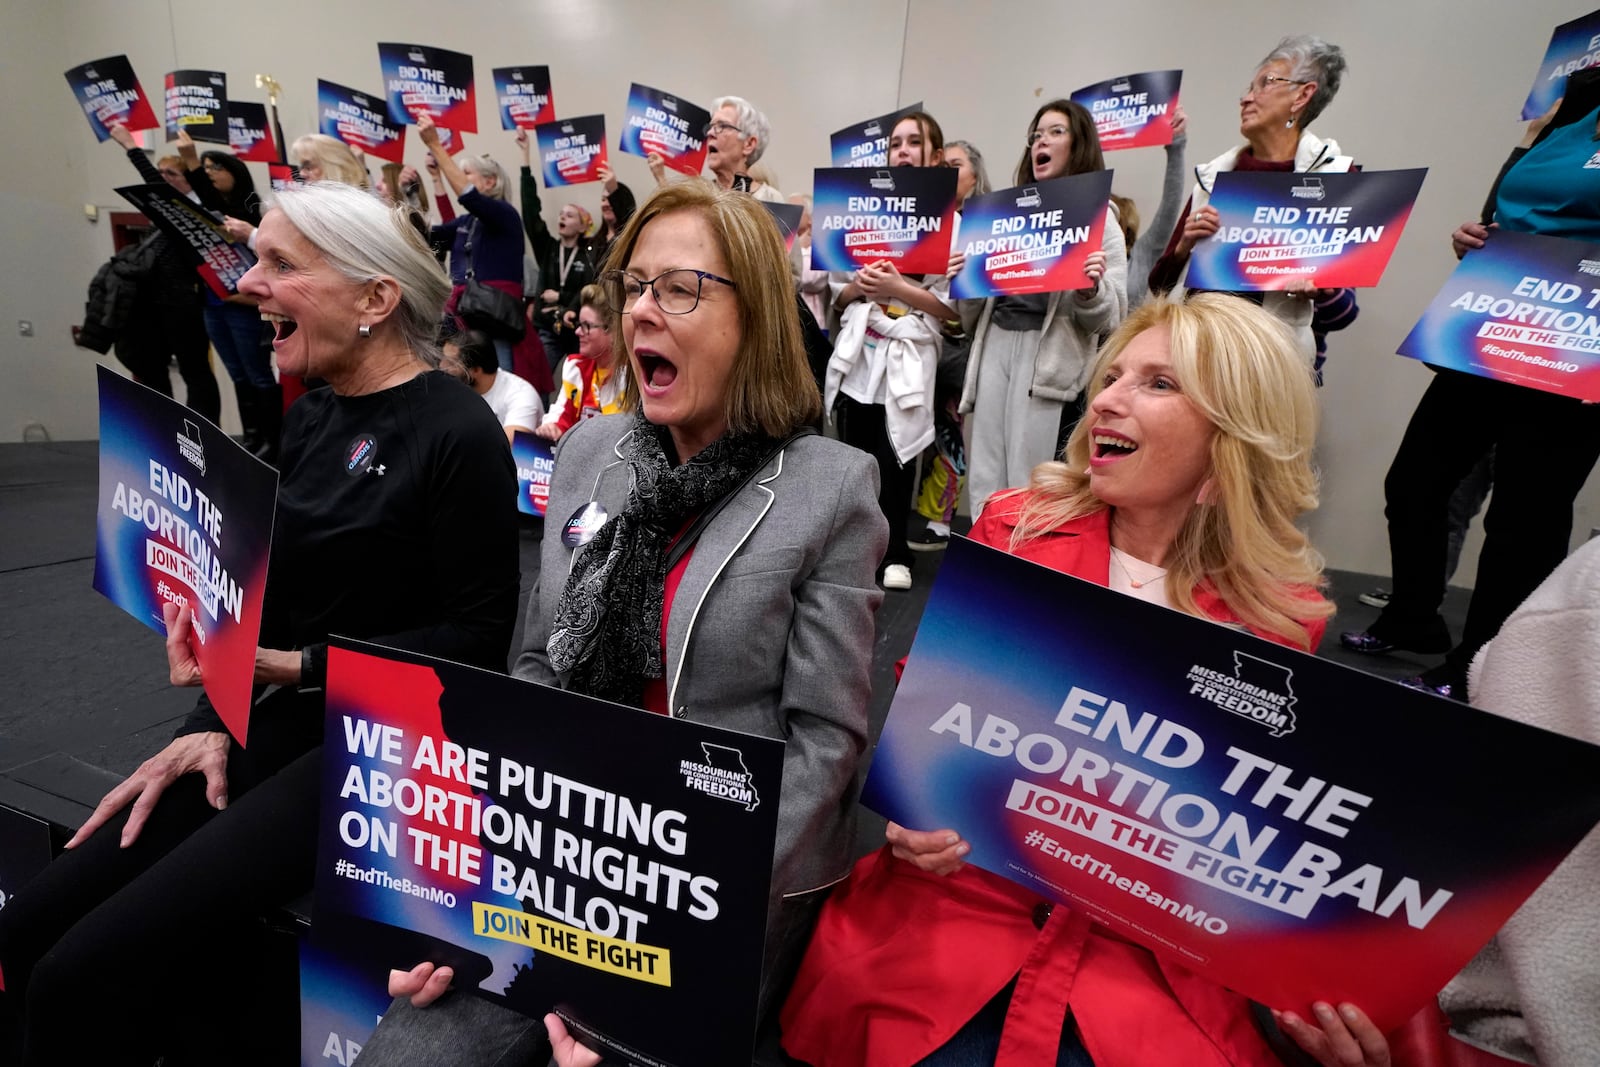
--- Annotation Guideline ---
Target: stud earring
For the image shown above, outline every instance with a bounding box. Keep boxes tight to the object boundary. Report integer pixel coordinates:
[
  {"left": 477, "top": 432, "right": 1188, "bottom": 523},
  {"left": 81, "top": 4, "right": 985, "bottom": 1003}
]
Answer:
[
  {"left": 358, "top": 324, "right": 372, "bottom": 338},
  {"left": 1285, "top": 111, "right": 1298, "bottom": 129}
]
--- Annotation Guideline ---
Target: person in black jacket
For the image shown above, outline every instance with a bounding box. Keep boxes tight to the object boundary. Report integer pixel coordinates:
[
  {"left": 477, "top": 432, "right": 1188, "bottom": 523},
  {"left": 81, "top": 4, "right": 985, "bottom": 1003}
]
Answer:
[
  {"left": 104, "top": 124, "right": 220, "bottom": 423},
  {"left": 514, "top": 128, "right": 603, "bottom": 376}
]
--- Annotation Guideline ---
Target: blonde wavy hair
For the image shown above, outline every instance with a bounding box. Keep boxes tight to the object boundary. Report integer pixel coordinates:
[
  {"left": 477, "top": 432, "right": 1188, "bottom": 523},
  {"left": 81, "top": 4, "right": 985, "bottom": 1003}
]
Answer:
[{"left": 1011, "top": 293, "right": 1332, "bottom": 648}]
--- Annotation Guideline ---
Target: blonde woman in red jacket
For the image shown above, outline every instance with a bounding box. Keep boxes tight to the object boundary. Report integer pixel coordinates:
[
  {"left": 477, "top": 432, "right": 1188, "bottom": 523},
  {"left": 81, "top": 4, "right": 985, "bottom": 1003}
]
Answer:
[{"left": 783, "top": 294, "right": 1389, "bottom": 1067}]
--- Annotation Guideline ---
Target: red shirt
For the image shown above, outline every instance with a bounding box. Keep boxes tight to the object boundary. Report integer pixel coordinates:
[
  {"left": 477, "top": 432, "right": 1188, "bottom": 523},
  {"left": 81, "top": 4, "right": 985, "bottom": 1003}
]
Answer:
[{"left": 781, "top": 492, "right": 1326, "bottom": 1067}]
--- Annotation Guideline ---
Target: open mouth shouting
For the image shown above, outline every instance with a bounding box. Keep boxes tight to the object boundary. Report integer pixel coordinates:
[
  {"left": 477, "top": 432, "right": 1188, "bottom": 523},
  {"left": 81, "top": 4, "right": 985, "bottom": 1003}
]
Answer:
[
  {"left": 261, "top": 310, "right": 298, "bottom": 347},
  {"left": 1033, "top": 147, "right": 1053, "bottom": 176},
  {"left": 635, "top": 348, "right": 678, "bottom": 392},
  {"left": 1091, "top": 429, "right": 1138, "bottom": 465}
]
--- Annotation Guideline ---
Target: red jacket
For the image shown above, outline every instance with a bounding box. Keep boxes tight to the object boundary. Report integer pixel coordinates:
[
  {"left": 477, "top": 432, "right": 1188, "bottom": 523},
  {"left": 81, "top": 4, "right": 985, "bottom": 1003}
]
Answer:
[{"left": 781, "top": 493, "right": 1327, "bottom": 1067}]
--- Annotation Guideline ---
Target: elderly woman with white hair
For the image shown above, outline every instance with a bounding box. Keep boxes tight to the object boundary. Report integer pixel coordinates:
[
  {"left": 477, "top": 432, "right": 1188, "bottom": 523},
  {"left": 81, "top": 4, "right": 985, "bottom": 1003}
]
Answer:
[
  {"left": 417, "top": 113, "right": 528, "bottom": 372},
  {"left": 0, "top": 181, "right": 521, "bottom": 1066},
  {"left": 649, "top": 93, "right": 785, "bottom": 202},
  {"left": 1148, "top": 34, "right": 1353, "bottom": 365}
]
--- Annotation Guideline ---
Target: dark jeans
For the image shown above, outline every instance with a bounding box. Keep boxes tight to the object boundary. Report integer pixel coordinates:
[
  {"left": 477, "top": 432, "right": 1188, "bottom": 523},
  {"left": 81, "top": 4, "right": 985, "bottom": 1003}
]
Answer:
[
  {"left": 1380, "top": 369, "right": 1600, "bottom": 680},
  {"left": 203, "top": 301, "right": 276, "bottom": 390},
  {"left": 0, "top": 694, "right": 322, "bottom": 1066},
  {"left": 914, "top": 981, "right": 1096, "bottom": 1067},
  {"left": 115, "top": 302, "right": 221, "bottom": 424},
  {"left": 834, "top": 394, "right": 915, "bottom": 570}
]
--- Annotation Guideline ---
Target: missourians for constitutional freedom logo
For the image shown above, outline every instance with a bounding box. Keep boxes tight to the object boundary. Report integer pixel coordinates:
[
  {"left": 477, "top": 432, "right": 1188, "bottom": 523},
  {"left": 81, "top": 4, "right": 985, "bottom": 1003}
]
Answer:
[
  {"left": 679, "top": 743, "right": 761, "bottom": 811},
  {"left": 1185, "top": 652, "right": 1298, "bottom": 737}
]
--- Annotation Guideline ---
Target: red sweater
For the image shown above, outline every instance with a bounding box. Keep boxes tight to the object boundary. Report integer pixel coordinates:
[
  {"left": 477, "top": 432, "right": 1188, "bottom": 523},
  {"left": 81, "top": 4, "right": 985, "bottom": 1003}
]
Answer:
[{"left": 781, "top": 493, "right": 1326, "bottom": 1067}]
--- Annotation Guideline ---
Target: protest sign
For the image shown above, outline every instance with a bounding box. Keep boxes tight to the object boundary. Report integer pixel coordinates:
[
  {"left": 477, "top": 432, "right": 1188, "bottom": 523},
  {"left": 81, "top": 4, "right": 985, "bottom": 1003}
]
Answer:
[
  {"left": 829, "top": 102, "right": 925, "bottom": 168},
  {"left": 1071, "top": 70, "right": 1182, "bottom": 150},
  {"left": 65, "top": 55, "right": 158, "bottom": 141},
  {"left": 1397, "top": 228, "right": 1600, "bottom": 402},
  {"left": 93, "top": 366, "right": 277, "bottom": 744},
  {"left": 1522, "top": 8, "right": 1600, "bottom": 119},
  {"left": 950, "top": 171, "right": 1114, "bottom": 299},
  {"left": 317, "top": 80, "right": 406, "bottom": 163},
  {"left": 536, "top": 115, "right": 607, "bottom": 186},
  {"left": 492, "top": 65, "right": 554, "bottom": 129},
  {"left": 228, "top": 101, "right": 276, "bottom": 162},
  {"left": 378, "top": 43, "right": 477, "bottom": 133},
  {"left": 313, "top": 640, "right": 783, "bottom": 1066},
  {"left": 268, "top": 163, "right": 298, "bottom": 191},
  {"left": 297, "top": 934, "right": 392, "bottom": 1067},
  {"left": 619, "top": 84, "right": 710, "bottom": 177},
  {"left": 115, "top": 183, "right": 255, "bottom": 298},
  {"left": 863, "top": 536, "right": 1600, "bottom": 1031},
  {"left": 164, "top": 69, "right": 228, "bottom": 144},
  {"left": 1186, "top": 169, "right": 1426, "bottom": 291},
  {"left": 810, "top": 166, "right": 958, "bottom": 274},
  {"left": 510, "top": 431, "right": 553, "bottom": 517},
  {"left": 760, "top": 201, "right": 804, "bottom": 253}
]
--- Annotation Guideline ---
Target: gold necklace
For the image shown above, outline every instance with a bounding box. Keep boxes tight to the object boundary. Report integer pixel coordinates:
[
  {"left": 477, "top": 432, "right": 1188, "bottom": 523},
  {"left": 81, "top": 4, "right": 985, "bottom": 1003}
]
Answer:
[{"left": 1110, "top": 547, "right": 1166, "bottom": 590}]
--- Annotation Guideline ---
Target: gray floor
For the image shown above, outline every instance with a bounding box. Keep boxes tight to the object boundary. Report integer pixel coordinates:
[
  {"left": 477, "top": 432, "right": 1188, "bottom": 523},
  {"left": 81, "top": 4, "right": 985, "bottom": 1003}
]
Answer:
[{"left": 0, "top": 439, "right": 1470, "bottom": 854}]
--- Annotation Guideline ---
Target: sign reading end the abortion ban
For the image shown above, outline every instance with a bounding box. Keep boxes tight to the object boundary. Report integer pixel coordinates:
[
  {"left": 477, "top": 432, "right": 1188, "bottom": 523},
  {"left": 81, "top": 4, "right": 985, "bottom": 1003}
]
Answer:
[
  {"left": 950, "top": 171, "right": 1113, "bottom": 299},
  {"left": 1186, "top": 169, "right": 1426, "bottom": 291},
  {"left": 312, "top": 640, "right": 783, "bottom": 1067},
  {"left": 862, "top": 536, "right": 1600, "bottom": 1032},
  {"left": 810, "top": 166, "right": 958, "bottom": 274},
  {"left": 1397, "top": 228, "right": 1600, "bottom": 402}
]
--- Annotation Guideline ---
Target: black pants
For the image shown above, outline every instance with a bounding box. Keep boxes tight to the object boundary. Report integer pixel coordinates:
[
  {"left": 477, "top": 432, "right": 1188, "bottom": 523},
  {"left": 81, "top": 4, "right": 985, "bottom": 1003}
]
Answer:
[
  {"left": 834, "top": 394, "right": 915, "bottom": 570},
  {"left": 115, "top": 303, "right": 221, "bottom": 425},
  {"left": 1379, "top": 369, "right": 1600, "bottom": 682},
  {"left": 0, "top": 697, "right": 322, "bottom": 1066}
]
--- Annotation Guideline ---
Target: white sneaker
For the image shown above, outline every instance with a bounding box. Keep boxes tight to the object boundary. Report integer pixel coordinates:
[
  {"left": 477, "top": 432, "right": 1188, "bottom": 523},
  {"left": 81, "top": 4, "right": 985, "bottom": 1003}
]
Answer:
[{"left": 882, "top": 563, "right": 913, "bottom": 590}]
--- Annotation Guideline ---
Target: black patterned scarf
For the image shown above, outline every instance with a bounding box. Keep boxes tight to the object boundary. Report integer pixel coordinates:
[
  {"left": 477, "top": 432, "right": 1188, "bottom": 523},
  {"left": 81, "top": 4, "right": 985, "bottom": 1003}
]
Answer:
[{"left": 547, "top": 411, "right": 780, "bottom": 705}]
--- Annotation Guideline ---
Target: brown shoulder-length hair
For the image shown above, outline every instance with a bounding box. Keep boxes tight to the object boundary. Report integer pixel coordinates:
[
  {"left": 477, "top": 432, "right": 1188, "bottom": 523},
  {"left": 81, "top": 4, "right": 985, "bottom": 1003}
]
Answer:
[
  {"left": 1014, "top": 99, "right": 1104, "bottom": 185},
  {"left": 603, "top": 180, "right": 820, "bottom": 437},
  {"left": 893, "top": 110, "right": 946, "bottom": 166}
]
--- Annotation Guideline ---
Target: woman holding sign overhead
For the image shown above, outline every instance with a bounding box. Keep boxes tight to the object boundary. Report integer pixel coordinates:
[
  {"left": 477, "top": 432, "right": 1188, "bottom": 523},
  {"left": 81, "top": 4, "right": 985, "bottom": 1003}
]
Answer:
[
  {"left": 784, "top": 294, "right": 1392, "bottom": 1067},
  {"left": 0, "top": 182, "right": 519, "bottom": 1066},
  {"left": 1147, "top": 35, "right": 1351, "bottom": 365},
  {"left": 958, "top": 98, "right": 1127, "bottom": 517}
]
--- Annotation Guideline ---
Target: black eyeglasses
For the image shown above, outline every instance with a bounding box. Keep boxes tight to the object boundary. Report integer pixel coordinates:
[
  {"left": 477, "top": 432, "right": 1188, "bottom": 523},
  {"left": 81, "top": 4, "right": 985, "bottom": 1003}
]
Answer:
[
  {"left": 574, "top": 320, "right": 607, "bottom": 334},
  {"left": 703, "top": 120, "right": 742, "bottom": 137},
  {"left": 601, "top": 269, "right": 736, "bottom": 315}
]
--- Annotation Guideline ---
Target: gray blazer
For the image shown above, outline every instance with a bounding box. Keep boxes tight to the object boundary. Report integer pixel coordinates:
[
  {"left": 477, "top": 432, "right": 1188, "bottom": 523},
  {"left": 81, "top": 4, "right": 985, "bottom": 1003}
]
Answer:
[{"left": 514, "top": 414, "right": 887, "bottom": 898}]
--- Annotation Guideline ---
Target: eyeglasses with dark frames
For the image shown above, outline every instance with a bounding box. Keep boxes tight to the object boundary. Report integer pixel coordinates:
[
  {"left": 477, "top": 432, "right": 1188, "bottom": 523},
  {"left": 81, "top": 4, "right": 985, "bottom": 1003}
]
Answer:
[
  {"left": 601, "top": 269, "right": 736, "bottom": 316},
  {"left": 703, "top": 120, "right": 743, "bottom": 138}
]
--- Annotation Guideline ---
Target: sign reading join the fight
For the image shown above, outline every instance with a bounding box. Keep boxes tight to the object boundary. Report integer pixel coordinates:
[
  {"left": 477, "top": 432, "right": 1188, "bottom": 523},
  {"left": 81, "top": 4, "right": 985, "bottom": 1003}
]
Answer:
[
  {"left": 312, "top": 640, "right": 783, "bottom": 1067},
  {"left": 810, "top": 166, "right": 959, "bottom": 274},
  {"left": 64, "top": 55, "right": 158, "bottom": 141},
  {"left": 1185, "top": 169, "right": 1426, "bottom": 291},
  {"left": 378, "top": 43, "right": 478, "bottom": 133},
  {"left": 950, "top": 171, "right": 1114, "bottom": 300},
  {"left": 1522, "top": 8, "right": 1600, "bottom": 119},
  {"left": 863, "top": 536, "right": 1600, "bottom": 1032},
  {"left": 510, "top": 431, "right": 554, "bottom": 517},
  {"left": 829, "top": 102, "right": 925, "bottom": 168},
  {"left": 492, "top": 65, "right": 555, "bottom": 129},
  {"left": 1070, "top": 70, "right": 1182, "bottom": 151},
  {"left": 317, "top": 79, "right": 406, "bottom": 163},
  {"left": 1397, "top": 229, "right": 1600, "bottom": 402},
  {"left": 619, "top": 83, "right": 711, "bottom": 177},
  {"left": 535, "top": 115, "right": 608, "bottom": 186},
  {"left": 164, "top": 69, "right": 228, "bottom": 144},
  {"left": 93, "top": 366, "right": 277, "bottom": 745}
]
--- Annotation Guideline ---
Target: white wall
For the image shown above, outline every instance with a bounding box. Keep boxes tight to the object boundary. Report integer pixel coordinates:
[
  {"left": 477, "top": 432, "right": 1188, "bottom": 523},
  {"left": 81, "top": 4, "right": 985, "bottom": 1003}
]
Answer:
[{"left": 2, "top": 0, "right": 1596, "bottom": 576}]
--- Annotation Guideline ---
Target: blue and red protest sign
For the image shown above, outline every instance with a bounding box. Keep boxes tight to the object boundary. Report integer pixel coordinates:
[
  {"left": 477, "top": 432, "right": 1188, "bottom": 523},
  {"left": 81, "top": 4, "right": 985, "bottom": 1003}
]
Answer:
[
  {"left": 228, "top": 101, "right": 276, "bottom": 162},
  {"left": 1185, "top": 169, "right": 1426, "bottom": 291},
  {"left": 378, "top": 43, "right": 477, "bottom": 134},
  {"left": 115, "top": 182, "right": 255, "bottom": 298},
  {"left": 313, "top": 640, "right": 782, "bottom": 1066},
  {"left": 1071, "top": 70, "right": 1182, "bottom": 151},
  {"left": 829, "top": 102, "right": 925, "bottom": 168},
  {"left": 298, "top": 935, "right": 392, "bottom": 1067},
  {"left": 536, "top": 115, "right": 607, "bottom": 186},
  {"left": 863, "top": 536, "right": 1600, "bottom": 1031},
  {"left": 950, "top": 171, "right": 1114, "bottom": 299},
  {"left": 164, "top": 69, "right": 228, "bottom": 144},
  {"left": 510, "top": 431, "right": 553, "bottom": 517},
  {"left": 317, "top": 80, "right": 406, "bottom": 163},
  {"left": 93, "top": 366, "right": 277, "bottom": 744},
  {"left": 65, "top": 55, "right": 158, "bottom": 141},
  {"left": 1397, "top": 229, "right": 1600, "bottom": 402},
  {"left": 1522, "top": 8, "right": 1600, "bottom": 119},
  {"left": 810, "top": 166, "right": 958, "bottom": 274},
  {"left": 492, "top": 65, "right": 554, "bottom": 129},
  {"left": 761, "top": 201, "right": 804, "bottom": 253},
  {"left": 619, "top": 83, "right": 710, "bottom": 177}
]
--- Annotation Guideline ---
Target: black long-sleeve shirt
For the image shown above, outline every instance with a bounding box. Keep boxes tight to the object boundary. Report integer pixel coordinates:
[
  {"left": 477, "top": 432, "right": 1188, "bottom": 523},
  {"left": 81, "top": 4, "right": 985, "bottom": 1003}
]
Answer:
[{"left": 179, "top": 371, "right": 521, "bottom": 737}]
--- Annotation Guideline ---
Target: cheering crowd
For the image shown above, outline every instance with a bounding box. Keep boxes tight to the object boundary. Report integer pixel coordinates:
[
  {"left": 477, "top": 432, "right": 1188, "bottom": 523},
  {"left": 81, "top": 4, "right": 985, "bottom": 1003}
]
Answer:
[{"left": 5, "top": 26, "right": 1600, "bottom": 1067}]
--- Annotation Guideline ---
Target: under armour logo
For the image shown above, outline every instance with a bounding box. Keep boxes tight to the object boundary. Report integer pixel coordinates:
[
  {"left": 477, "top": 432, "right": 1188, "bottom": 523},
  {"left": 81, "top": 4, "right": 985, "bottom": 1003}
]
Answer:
[{"left": 371, "top": 464, "right": 387, "bottom": 477}]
